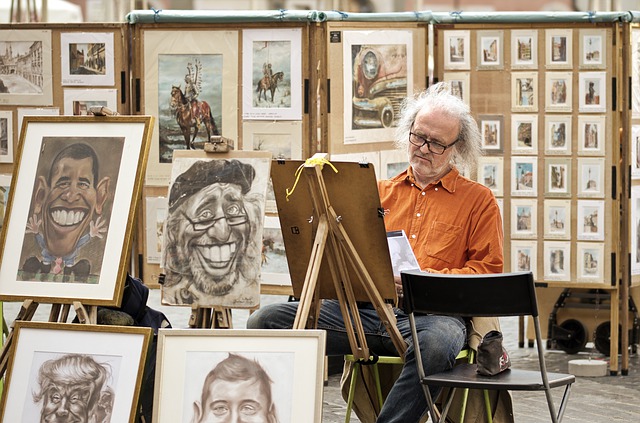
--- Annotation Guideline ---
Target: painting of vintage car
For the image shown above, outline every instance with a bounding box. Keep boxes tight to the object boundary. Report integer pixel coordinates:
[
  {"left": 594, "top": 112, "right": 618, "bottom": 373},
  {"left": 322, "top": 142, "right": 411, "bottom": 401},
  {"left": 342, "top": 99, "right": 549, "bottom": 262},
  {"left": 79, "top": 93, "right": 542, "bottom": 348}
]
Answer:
[{"left": 351, "top": 44, "right": 408, "bottom": 130}]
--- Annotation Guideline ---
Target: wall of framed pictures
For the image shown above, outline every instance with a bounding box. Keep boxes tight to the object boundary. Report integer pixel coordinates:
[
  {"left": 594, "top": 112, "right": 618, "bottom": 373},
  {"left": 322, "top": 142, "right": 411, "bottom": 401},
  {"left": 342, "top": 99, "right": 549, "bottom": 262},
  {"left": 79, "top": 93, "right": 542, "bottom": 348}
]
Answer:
[{"left": 2, "top": 11, "right": 640, "bottom": 367}]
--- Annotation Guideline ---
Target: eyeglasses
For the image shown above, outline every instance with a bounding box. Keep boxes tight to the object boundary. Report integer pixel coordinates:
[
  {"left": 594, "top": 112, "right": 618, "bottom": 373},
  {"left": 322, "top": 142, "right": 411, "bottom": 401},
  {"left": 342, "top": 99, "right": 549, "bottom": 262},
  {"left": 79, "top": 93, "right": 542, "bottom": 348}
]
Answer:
[
  {"left": 409, "top": 132, "right": 459, "bottom": 155},
  {"left": 182, "top": 208, "right": 248, "bottom": 232}
]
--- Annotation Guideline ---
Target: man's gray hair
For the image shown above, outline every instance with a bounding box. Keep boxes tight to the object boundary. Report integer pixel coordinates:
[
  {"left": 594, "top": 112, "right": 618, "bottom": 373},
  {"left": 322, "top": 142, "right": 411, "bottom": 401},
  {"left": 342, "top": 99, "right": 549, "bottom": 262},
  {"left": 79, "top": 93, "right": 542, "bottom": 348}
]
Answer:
[{"left": 394, "top": 82, "right": 483, "bottom": 171}]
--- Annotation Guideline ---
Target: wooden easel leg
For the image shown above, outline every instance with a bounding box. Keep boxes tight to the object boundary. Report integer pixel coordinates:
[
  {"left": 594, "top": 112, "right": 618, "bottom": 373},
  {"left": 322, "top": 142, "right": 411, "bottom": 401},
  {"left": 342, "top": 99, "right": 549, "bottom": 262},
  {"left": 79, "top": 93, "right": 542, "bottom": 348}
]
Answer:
[
  {"left": 73, "top": 302, "right": 97, "bottom": 325},
  {"left": 212, "top": 308, "right": 232, "bottom": 328}
]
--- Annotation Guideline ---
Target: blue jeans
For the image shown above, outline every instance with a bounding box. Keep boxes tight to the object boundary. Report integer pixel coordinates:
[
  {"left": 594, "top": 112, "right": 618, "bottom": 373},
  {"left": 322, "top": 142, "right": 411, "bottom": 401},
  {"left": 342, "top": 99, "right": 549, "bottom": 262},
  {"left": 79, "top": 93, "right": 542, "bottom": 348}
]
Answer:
[{"left": 246, "top": 299, "right": 466, "bottom": 423}]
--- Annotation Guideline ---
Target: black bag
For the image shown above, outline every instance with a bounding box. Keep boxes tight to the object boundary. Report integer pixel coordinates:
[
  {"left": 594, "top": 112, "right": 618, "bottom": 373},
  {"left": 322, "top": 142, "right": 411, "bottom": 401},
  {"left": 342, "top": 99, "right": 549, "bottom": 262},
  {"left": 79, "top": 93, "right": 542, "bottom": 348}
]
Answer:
[{"left": 476, "top": 330, "right": 511, "bottom": 376}]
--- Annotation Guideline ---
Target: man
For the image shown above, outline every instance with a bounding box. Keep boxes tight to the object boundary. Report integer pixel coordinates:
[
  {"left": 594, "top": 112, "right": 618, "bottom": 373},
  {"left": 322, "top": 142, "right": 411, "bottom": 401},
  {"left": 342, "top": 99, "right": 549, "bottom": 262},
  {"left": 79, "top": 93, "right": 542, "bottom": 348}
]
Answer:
[
  {"left": 21, "top": 142, "right": 110, "bottom": 282},
  {"left": 191, "top": 353, "right": 279, "bottom": 423},
  {"left": 32, "top": 353, "right": 114, "bottom": 423},
  {"left": 247, "top": 82, "right": 504, "bottom": 422},
  {"left": 162, "top": 159, "right": 263, "bottom": 307}
]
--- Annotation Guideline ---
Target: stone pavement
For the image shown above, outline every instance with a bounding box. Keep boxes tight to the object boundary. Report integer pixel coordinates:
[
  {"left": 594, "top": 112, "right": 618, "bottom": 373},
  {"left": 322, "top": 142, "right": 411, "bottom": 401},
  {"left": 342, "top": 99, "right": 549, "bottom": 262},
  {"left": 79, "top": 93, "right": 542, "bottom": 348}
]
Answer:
[{"left": 3, "top": 290, "right": 639, "bottom": 422}]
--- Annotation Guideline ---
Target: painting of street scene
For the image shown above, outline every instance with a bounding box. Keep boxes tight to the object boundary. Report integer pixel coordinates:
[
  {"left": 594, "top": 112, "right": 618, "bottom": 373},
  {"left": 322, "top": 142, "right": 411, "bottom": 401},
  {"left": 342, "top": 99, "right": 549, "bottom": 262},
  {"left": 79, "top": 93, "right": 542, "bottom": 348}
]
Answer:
[
  {"left": 68, "top": 43, "right": 106, "bottom": 75},
  {"left": 0, "top": 40, "right": 44, "bottom": 94}
]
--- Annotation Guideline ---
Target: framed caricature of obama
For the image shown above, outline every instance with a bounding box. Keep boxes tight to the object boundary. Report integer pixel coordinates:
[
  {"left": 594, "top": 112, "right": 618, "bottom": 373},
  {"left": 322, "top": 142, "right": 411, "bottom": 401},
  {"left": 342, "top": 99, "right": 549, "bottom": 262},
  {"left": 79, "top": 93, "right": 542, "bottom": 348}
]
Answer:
[{"left": 0, "top": 116, "right": 153, "bottom": 306}]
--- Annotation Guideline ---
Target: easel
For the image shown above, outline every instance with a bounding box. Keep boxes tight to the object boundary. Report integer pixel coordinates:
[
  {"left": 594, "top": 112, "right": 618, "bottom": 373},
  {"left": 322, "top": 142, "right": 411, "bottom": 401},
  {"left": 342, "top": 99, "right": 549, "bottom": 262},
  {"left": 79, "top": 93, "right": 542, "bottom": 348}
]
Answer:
[
  {"left": 274, "top": 155, "right": 406, "bottom": 360},
  {"left": 0, "top": 300, "right": 97, "bottom": 378},
  {"left": 166, "top": 140, "right": 272, "bottom": 330}
]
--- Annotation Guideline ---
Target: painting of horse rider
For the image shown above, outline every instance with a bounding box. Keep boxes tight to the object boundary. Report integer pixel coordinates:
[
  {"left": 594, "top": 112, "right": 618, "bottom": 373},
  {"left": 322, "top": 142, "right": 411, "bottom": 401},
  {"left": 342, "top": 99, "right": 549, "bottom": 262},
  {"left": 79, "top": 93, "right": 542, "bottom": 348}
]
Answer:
[
  {"left": 158, "top": 54, "right": 222, "bottom": 163},
  {"left": 253, "top": 40, "right": 292, "bottom": 108}
]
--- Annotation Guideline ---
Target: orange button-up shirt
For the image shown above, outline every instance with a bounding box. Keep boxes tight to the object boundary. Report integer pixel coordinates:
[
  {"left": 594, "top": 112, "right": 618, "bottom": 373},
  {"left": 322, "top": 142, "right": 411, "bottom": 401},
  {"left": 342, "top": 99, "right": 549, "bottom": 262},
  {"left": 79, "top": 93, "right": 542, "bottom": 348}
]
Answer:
[{"left": 378, "top": 166, "right": 503, "bottom": 274}]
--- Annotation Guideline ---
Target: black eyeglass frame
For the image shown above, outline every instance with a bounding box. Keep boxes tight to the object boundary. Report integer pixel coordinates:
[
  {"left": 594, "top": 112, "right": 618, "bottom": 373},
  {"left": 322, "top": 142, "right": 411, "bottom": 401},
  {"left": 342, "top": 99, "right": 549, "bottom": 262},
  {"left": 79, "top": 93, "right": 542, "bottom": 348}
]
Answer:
[{"left": 408, "top": 131, "right": 460, "bottom": 155}]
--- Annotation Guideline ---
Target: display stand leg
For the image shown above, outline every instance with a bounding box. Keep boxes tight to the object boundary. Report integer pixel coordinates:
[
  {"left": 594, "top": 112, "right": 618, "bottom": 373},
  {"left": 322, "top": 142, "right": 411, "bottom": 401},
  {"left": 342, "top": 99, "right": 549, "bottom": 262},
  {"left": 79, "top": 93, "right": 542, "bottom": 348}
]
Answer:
[
  {"left": 73, "top": 301, "right": 97, "bottom": 325},
  {"left": 189, "top": 306, "right": 232, "bottom": 328}
]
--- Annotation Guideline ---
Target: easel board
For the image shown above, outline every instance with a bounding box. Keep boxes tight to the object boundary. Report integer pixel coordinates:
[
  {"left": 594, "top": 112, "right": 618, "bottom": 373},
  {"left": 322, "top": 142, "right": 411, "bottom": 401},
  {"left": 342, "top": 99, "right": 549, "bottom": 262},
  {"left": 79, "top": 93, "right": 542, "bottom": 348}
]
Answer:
[{"left": 271, "top": 160, "right": 395, "bottom": 302}]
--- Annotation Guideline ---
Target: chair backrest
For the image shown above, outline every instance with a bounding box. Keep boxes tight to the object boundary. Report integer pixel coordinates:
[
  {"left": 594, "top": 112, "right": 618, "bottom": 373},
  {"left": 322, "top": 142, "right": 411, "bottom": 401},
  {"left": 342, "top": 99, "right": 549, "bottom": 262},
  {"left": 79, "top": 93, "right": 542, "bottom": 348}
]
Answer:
[{"left": 401, "top": 271, "right": 538, "bottom": 318}]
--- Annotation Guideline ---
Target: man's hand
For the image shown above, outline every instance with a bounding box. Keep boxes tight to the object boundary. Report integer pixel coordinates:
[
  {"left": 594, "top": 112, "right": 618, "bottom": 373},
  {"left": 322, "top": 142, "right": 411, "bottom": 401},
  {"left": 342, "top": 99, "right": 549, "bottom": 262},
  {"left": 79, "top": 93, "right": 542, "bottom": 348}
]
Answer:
[
  {"left": 394, "top": 275, "right": 403, "bottom": 299},
  {"left": 25, "top": 214, "right": 41, "bottom": 234},
  {"left": 89, "top": 216, "right": 107, "bottom": 238}
]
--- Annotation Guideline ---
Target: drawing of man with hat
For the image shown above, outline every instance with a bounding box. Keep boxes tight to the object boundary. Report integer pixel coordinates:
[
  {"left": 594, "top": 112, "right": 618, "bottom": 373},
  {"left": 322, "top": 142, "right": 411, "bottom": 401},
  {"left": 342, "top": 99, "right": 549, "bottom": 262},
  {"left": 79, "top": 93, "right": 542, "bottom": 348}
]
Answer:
[{"left": 162, "top": 158, "right": 265, "bottom": 308}]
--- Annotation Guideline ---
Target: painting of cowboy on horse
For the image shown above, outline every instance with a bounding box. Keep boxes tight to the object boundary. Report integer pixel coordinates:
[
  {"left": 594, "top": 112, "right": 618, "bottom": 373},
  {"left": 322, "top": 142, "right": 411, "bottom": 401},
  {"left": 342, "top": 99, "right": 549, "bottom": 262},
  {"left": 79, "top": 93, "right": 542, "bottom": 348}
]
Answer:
[
  {"left": 158, "top": 54, "right": 222, "bottom": 163},
  {"left": 252, "top": 40, "right": 292, "bottom": 108}
]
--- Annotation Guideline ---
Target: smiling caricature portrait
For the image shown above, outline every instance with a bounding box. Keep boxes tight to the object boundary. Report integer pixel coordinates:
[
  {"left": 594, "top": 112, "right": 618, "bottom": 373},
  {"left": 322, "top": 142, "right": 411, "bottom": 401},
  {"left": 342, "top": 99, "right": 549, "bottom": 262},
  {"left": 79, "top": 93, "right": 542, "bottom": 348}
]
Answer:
[
  {"left": 18, "top": 137, "right": 123, "bottom": 284},
  {"left": 161, "top": 157, "right": 269, "bottom": 308}
]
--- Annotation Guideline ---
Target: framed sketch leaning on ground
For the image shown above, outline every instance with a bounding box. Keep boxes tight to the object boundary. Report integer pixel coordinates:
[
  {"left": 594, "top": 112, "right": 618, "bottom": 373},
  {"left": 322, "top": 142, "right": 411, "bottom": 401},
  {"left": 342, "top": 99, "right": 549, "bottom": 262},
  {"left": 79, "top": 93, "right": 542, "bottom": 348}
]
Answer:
[
  {"left": 153, "top": 329, "right": 326, "bottom": 423},
  {"left": 0, "top": 116, "right": 153, "bottom": 306},
  {"left": 0, "top": 321, "right": 152, "bottom": 423}
]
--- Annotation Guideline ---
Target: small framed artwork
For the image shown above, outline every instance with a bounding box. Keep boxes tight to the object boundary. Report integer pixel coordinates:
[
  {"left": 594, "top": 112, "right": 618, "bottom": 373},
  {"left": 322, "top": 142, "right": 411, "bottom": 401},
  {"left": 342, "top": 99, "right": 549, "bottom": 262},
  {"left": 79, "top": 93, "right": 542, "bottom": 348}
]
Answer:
[
  {"left": 0, "top": 110, "right": 13, "bottom": 163},
  {"left": 577, "top": 200, "right": 605, "bottom": 241},
  {"left": 242, "top": 120, "right": 303, "bottom": 160},
  {"left": 0, "top": 174, "right": 11, "bottom": 232},
  {"left": 633, "top": 29, "right": 640, "bottom": 118},
  {"left": 543, "top": 241, "right": 571, "bottom": 281},
  {"left": 60, "top": 32, "right": 115, "bottom": 86},
  {"left": 330, "top": 151, "right": 382, "bottom": 180},
  {"left": 477, "top": 30, "right": 503, "bottom": 69},
  {"left": 511, "top": 29, "right": 538, "bottom": 69},
  {"left": 0, "top": 116, "right": 153, "bottom": 305},
  {"left": 0, "top": 321, "right": 152, "bottom": 423},
  {"left": 63, "top": 88, "right": 118, "bottom": 116},
  {"left": 0, "top": 29, "right": 53, "bottom": 106},
  {"left": 476, "top": 156, "right": 503, "bottom": 197},
  {"left": 17, "top": 107, "right": 60, "bottom": 139},
  {"left": 545, "top": 72, "right": 572, "bottom": 112},
  {"left": 579, "top": 29, "right": 606, "bottom": 69},
  {"left": 511, "top": 114, "right": 538, "bottom": 155},
  {"left": 153, "top": 329, "right": 326, "bottom": 423},
  {"left": 479, "top": 115, "right": 503, "bottom": 153},
  {"left": 444, "top": 30, "right": 470, "bottom": 70},
  {"left": 510, "top": 199, "right": 538, "bottom": 239},
  {"left": 577, "top": 115, "right": 606, "bottom": 156},
  {"left": 511, "top": 72, "right": 538, "bottom": 112},
  {"left": 632, "top": 125, "right": 640, "bottom": 179},
  {"left": 261, "top": 215, "right": 292, "bottom": 287},
  {"left": 511, "top": 240, "right": 537, "bottom": 277},
  {"left": 443, "top": 72, "right": 470, "bottom": 105},
  {"left": 511, "top": 156, "right": 538, "bottom": 197},
  {"left": 631, "top": 186, "right": 640, "bottom": 275},
  {"left": 544, "top": 199, "right": 571, "bottom": 240},
  {"left": 544, "top": 115, "right": 572, "bottom": 155},
  {"left": 144, "top": 196, "right": 168, "bottom": 265},
  {"left": 545, "top": 158, "right": 571, "bottom": 197},
  {"left": 578, "top": 71, "right": 607, "bottom": 113},
  {"left": 545, "top": 29, "right": 573, "bottom": 69},
  {"left": 577, "top": 157, "right": 605, "bottom": 198},
  {"left": 576, "top": 242, "right": 605, "bottom": 282},
  {"left": 379, "top": 149, "right": 408, "bottom": 180}
]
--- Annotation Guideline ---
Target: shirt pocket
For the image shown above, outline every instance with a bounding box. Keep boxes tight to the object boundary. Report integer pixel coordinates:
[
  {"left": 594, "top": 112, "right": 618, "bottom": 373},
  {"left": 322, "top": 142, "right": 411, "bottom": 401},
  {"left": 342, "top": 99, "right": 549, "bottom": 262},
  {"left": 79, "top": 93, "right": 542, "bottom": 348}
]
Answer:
[{"left": 426, "top": 221, "right": 464, "bottom": 264}]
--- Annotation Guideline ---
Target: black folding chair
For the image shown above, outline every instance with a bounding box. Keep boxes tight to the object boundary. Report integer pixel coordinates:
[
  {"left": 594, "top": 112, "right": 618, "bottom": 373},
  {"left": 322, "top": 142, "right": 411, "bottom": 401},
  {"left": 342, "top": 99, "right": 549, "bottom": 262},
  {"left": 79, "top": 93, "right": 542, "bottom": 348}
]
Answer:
[{"left": 401, "top": 270, "right": 575, "bottom": 423}]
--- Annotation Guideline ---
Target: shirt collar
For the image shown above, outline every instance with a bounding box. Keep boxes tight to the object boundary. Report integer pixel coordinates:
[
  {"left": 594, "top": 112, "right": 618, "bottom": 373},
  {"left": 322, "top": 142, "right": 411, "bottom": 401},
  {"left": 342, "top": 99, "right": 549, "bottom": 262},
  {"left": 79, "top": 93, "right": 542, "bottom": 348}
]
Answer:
[{"left": 403, "top": 166, "right": 459, "bottom": 193}]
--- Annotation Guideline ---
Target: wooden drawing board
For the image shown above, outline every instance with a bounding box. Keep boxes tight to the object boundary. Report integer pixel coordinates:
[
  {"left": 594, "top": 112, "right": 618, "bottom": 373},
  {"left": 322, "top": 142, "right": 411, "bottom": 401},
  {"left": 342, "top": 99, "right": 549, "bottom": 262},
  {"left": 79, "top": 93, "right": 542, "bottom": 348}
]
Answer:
[{"left": 271, "top": 159, "right": 396, "bottom": 303}]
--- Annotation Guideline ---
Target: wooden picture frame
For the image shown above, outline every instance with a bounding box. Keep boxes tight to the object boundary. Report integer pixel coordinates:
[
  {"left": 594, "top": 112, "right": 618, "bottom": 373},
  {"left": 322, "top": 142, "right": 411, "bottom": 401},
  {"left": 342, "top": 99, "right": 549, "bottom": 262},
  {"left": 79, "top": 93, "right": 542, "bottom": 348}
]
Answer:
[
  {"left": 544, "top": 157, "right": 571, "bottom": 197},
  {"left": 476, "top": 156, "right": 503, "bottom": 197},
  {"left": 544, "top": 114, "right": 572, "bottom": 155},
  {"left": 153, "top": 329, "right": 326, "bottom": 423},
  {"left": 511, "top": 156, "right": 537, "bottom": 197},
  {"left": 0, "top": 29, "right": 53, "bottom": 106},
  {"left": 577, "top": 199, "right": 605, "bottom": 241},
  {"left": 576, "top": 242, "right": 604, "bottom": 282},
  {"left": 511, "top": 29, "right": 538, "bottom": 69},
  {"left": 579, "top": 28, "right": 606, "bottom": 69},
  {"left": 0, "top": 321, "right": 152, "bottom": 423},
  {"left": 511, "top": 240, "right": 537, "bottom": 277},
  {"left": 479, "top": 115, "right": 503, "bottom": 153},
  {"left": 577, "top": 157, "right": 605, "bottom": 198},
  {"left": 545, "top": 72, "right": 573, "bottom": 112},
  {"left": 577, "top": 115, "right": 605, "bottom": 156},
  {"left": 544, "top": 240, "right": 571, "bottom": 281},
  {"left": 510, "top": 198, "right": 538, "bottom": 239},
  {"left": 477, "top": 30, "right": 503, "bottom": 69},
  {"left": 544, "top": 199, "right": 571, "bottom": 240},
  {"left": 511, "top": 72, "right": 538, "bottom": 112},
  {"left": 60, "top": 32, "right": 115, "bottom": 86},
  {"left": 0, "top": 116, "right": 153, "bottom": 306},
  {"left": 545, "top": 28, "right": 572, "bottom": 69},
  {"left": 511, "top": 114, "right": 538, "bottom": 155},
  {"left": 444, "top": 30, "right": 470, "bottom": 70},
  {"left": 578, "top": 71, "right": 607, "bottom": 113}
]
